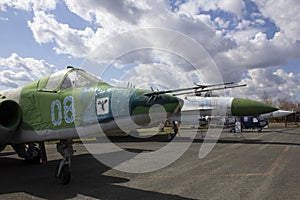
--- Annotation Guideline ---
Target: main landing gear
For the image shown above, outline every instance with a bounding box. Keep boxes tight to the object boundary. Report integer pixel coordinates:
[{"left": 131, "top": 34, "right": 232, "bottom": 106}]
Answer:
[
  {"left": 12, "top": 143, "right": 47, "bottom": 164},
  {"left": 25, "top": 143, "right": 41, "bottom": 164},
  {"left": 55, "top": 139, "right": 74, "bottom": 185}
]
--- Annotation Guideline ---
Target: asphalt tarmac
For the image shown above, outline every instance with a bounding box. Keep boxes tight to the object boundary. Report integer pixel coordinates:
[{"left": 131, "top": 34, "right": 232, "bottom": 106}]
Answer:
[{"left": 0, "top": 127, "right": 300, "bottom": 200}]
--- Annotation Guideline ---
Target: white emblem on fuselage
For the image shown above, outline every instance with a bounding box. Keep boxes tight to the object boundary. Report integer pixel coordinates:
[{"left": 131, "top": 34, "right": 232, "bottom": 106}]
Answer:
[{"left": 96, "top": 97, "right": 109, "bottom": 115}]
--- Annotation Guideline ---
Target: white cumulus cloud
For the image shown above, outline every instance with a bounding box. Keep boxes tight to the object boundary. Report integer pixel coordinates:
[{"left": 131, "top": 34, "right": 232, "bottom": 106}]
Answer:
[
  {"left": 28, "top": 10, "right": 95, "bottom": 57},
  {"left": 0, "top": 0, "right": 300, "bottom": 101},
  {"left": 0, "top": 0, "right": 58, "bottom": 11},
  {"left": 231, "top": 68, "right": 300, "bottom": 103},
  {"left": 0, "top": 53, "right": 57, "bottom": 90},
  {"left": 254, "top": 0, "right": 300, "bottom": 41}
]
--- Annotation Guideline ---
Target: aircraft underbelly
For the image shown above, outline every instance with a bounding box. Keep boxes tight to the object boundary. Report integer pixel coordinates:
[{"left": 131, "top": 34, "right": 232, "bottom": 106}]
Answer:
[{"left": 10, "top": 112, "right": 169, "bottom": 144}]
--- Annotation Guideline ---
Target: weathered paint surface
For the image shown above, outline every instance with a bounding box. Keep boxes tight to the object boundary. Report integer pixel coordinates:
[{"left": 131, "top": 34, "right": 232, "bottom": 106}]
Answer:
[
  {"left": 184, "top": 97, "right": 233, "bottom": 116},
  {"left": 183, "top": 97, "right": 278, "bottom": 116},
  {"left": 2, "top": 67, "right": 181, "bottom": 143},
  {"left": 231, "top": 98, "right": 277, "bottom": 116}
]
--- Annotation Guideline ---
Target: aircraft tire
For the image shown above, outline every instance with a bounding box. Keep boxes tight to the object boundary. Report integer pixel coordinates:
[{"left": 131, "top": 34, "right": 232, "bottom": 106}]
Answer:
[{"left": 55, "top": 164, "right": 71, "bottom": 185}]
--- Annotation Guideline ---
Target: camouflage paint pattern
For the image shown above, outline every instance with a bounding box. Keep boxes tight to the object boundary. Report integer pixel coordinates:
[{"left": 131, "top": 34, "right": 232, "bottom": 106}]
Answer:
[{"left": 14, "top": 68, "right": 181, "bottom": 133}]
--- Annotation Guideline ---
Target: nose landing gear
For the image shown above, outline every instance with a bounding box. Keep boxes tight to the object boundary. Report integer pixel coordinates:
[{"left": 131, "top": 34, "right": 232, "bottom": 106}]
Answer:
[{"left": 55, "top": 139, "right": 74, "bottom": 185}]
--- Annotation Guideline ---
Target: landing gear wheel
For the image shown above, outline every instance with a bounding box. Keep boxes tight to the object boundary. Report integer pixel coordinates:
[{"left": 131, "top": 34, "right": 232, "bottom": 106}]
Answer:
[
  {"left": 55, "top": 164, "right": 71, "bottom": 185},
  {"left": 55, "top": 139, "right": 74, "bottom": 184}
]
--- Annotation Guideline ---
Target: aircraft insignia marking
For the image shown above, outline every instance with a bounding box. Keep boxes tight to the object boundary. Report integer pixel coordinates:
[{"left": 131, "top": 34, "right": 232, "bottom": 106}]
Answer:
[{"left": 96, "top": 97, "right": 109, "bottom": 115}]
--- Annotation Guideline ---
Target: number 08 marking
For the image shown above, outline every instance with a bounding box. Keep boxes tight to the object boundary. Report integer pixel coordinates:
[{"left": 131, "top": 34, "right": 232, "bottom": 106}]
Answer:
[
  {"left": 51, "top": 96, "right": 75, "bottom": 126},
  {"left": 51, "top": 100, "right": 62, "bottom": 126}
]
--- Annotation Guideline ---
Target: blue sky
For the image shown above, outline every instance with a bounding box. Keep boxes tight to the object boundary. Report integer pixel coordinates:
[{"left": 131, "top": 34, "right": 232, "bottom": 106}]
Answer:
[
  {"left": 0, "top": 4, "right": 84, "bottom": 68},
  {"left": 0, "top": 0, "right": 299, "bottom": 103}
]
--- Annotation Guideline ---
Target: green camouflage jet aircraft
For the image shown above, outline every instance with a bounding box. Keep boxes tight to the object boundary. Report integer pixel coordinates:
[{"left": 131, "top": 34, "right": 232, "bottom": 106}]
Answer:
[{"left": 0, "top": 66, "right": 277, "bottom": 184}]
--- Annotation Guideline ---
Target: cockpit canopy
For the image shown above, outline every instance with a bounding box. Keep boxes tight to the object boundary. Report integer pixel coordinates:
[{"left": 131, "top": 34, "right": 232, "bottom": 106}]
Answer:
[{"left": 44, "top": 68, "right": 105, "bottom": 91}]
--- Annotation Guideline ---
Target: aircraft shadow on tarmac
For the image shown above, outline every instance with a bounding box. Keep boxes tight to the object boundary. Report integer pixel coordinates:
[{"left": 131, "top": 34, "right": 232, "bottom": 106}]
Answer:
[
  {"left": 272, "top": 130, "right": 300, "bottom": 136},
  {"left": 0, "top": 151, "right": 192, "bottom": 200},
  {"left": 192, "top": 138, "right": 300, "bottom": 146},
  {"left": 85, "top": 133, "right": 300, "bottom": 147}
]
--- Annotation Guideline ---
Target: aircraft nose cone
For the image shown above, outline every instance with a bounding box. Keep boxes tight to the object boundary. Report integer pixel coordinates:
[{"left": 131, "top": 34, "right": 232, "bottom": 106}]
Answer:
[{"left": 231, "top": 98, "right": 278, "bottom": 116}]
